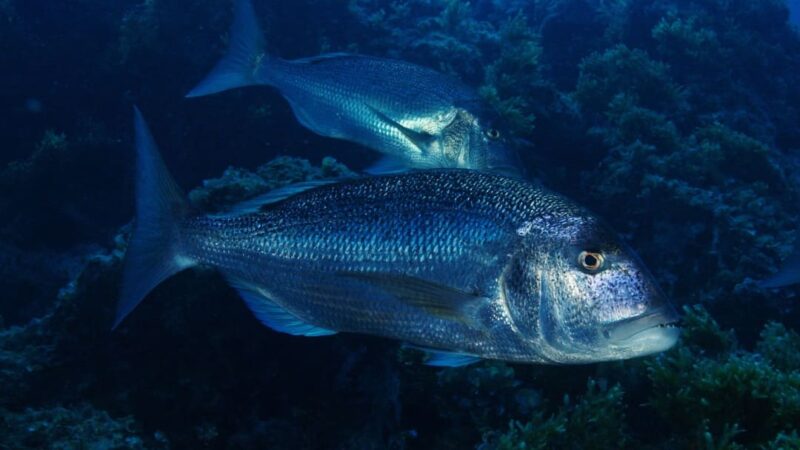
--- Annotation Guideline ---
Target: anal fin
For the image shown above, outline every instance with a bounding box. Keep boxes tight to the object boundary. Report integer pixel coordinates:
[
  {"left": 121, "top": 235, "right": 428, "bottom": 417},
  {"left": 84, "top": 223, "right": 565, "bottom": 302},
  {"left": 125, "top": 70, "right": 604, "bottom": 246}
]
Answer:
[
  {"left": 230, "top": 279, "right": 337, "bottom": 337},
  {"left": 405, "top": 344, "right": 482, "bottom": 367},
  {"left": 219, "top": 179, "right": 339, "bottom": 216}
]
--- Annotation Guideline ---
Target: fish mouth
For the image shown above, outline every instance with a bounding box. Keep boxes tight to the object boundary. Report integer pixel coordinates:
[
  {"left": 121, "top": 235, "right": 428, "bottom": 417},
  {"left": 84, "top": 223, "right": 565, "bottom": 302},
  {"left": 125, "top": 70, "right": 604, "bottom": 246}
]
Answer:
[{"left": 604, "top": 307, "right": 681, "bottom": 349}]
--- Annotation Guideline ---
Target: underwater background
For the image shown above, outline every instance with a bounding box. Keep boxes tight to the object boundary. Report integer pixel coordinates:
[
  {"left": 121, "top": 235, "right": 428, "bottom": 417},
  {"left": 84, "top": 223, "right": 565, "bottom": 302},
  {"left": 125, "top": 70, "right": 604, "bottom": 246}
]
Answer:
[{"left": 2, "top": 0, "right": 800, "bottom": 448}]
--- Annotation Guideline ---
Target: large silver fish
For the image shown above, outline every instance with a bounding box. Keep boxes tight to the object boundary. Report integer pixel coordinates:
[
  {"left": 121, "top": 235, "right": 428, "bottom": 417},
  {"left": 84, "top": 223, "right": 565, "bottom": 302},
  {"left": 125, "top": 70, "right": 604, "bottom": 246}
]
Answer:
[
  {"left": 117, "top": 109, "right": 678, "bottom": 366},
  {"left": 186, "top": 0, "right": 518, "bottom": 176}
]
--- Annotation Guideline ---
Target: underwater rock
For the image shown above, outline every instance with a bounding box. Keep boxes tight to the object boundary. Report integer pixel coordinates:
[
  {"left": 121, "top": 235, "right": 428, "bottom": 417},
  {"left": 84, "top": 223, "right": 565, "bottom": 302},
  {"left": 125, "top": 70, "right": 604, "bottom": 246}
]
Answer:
[
  {"left": 3, "top": 0, "right": 800, "bottom": 448},
  {"left": 0, "top": 242, "right": 92, "bottom": 327},
  {"left": 0, "top": 404, "right": 147, "bottom": 450},
  {"left": 117, "top": 0, "right": 159, "bottom": 65},
  {"left": 187, "top": 166, "right": 271, "bottom": 213},
  {"left": 0, "top": 232, "right": 126, "bottom": 407},
  {"left": 188, "top": 156, "right": 355, "bottom": 212}
]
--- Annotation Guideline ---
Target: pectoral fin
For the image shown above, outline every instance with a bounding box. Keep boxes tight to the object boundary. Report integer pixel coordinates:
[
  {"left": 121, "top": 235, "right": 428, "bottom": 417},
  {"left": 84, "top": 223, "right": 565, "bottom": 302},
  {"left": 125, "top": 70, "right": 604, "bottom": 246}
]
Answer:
[
  {"left": 365, "top": 104, "right": 436, "bottom": 155},
  {"left": 337, "top": 271, "right": 484, "bottom": 323},
  {"left": 364, "top": 156, "right": 413, "bottom": 175}
]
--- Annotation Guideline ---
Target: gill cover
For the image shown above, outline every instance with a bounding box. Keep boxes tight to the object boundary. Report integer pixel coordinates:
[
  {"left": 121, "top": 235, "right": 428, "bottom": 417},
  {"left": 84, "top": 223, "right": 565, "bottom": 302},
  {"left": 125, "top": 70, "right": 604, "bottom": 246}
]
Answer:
[{"left": 501, "top": 254, "right": 542, "bottom": 340}]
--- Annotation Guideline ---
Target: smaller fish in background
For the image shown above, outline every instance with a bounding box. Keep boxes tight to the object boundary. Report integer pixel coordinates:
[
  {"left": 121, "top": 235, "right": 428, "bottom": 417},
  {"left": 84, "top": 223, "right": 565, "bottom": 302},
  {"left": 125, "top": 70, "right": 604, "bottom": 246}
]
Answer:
[
  {"left": 116, "top": 108, "right": 678, "bottom": 366},
  {"left": 187, "top": 0, "right": 520, "bottom": 176},
  {"left": 760, "top": 242, "right": 800, "bottom": 288}
]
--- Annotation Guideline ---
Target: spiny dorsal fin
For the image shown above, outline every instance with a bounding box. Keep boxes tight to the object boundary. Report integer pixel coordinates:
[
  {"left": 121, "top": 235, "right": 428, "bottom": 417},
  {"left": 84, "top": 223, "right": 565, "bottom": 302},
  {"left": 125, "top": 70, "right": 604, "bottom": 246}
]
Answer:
[
  {"left": 219, "top": 179, "right": 340, "bottom": 216},
  {"left": 293, "top": 52, "right": 358, "bottom": 64}
]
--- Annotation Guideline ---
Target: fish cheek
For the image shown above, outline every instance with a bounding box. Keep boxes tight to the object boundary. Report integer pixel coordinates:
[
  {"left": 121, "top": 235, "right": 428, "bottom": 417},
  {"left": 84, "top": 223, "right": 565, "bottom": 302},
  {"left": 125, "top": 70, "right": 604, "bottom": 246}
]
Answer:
[
  {"left": 441, "top": 109, "right": 479, "bottom": 165},
  {"left": 589, "top": 265, "right": 651, "bottom": 324}
]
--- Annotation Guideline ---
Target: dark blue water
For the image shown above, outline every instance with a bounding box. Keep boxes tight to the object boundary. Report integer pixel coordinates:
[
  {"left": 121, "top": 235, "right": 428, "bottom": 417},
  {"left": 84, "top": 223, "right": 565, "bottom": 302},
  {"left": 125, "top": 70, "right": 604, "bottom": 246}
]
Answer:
[
  {"left": 2, "top": 0, "right": 800, "bottom": 448},
  {"left": 791, "top": 0, "right": 800, "bottom": 26}
]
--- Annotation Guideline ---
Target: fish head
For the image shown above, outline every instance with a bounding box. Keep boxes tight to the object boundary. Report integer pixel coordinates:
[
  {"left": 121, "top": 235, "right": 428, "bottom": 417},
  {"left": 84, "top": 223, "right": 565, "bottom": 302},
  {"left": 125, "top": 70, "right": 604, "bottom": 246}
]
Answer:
[
  {"left": 475, "top": 118, "right": 522, "bottom": 177},
  {"left": 441, "top": 108, "right": 519, "bottom": 175},
  {"left": 504, "top": 214, "right": 679, "bottom": 363}
]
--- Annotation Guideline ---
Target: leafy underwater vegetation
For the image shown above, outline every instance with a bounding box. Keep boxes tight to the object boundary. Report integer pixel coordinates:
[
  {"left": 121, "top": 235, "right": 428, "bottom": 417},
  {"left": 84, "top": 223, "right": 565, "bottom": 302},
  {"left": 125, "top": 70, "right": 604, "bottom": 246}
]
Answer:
[{"left": 1, "top": 0, "right": 800, "bottom": 448}]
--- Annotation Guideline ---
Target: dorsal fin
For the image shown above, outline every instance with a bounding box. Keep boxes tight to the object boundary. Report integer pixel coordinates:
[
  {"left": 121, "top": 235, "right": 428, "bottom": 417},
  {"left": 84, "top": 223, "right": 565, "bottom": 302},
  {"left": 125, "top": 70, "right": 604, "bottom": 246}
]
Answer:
[
  {"left": 293, "top": 52, "right": 358, "bottom": 64},
  {"left": 219, "top": 179, "right": 340, "bottom": 216}
]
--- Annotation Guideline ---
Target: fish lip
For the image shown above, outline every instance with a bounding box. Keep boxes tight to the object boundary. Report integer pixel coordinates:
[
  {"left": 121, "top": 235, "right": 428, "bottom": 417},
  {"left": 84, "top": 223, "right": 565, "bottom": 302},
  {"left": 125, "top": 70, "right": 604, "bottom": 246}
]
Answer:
[{"left": 604, "top": 306, "right": 681, "bottom": 343}]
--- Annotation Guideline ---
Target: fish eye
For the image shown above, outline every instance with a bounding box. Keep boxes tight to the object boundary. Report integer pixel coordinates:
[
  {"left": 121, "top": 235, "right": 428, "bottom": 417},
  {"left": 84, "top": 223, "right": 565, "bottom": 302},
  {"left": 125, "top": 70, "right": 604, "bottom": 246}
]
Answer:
[
  {"left": 485, "top": 128, "right": 501, "bottom": 140},
  {"left": 578, "top": 251, "right": 605, "bottom": 272}
]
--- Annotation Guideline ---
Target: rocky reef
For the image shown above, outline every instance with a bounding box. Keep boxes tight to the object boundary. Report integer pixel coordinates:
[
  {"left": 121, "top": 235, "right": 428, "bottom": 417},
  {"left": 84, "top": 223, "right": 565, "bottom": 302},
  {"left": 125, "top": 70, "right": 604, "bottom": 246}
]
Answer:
[{"left": 2, "top": 0, "right": 800, "bottom": 448}]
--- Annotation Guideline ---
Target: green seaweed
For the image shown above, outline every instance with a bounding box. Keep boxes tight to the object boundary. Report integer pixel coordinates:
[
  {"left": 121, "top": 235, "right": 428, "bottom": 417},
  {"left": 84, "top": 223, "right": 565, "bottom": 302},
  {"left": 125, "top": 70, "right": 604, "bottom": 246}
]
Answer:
[
  {"left": 646, "top": 306, "right": 800, "bottom": 447},
  {"left": 482, "top": 379, "right": 630, "bottom": 450},
  {"left": 2, "top": 0, "right": 800, "bottom": 448},
  {"left": 575, "top": 44, "right": 686, "bottom": 116},
  {"left": 479, "top": 13, "right": 545, "bottom": 134},
  {"left": 756, "top": 322, "right": 800, "bottom": 372}
]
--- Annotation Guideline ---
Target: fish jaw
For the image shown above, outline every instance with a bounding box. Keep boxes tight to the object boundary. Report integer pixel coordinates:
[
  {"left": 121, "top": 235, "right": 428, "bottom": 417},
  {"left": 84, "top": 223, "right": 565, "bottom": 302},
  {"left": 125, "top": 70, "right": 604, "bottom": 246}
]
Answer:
[{"left": 603, "top": 306, "right": 681, "bottom": 357}]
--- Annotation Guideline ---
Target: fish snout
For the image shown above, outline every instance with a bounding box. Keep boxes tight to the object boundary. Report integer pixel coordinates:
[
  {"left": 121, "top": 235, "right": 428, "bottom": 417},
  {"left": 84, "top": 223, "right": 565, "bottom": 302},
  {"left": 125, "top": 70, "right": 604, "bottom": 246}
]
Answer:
[{"left": 603, "top": 304, "right": 680, "bottom": 355}]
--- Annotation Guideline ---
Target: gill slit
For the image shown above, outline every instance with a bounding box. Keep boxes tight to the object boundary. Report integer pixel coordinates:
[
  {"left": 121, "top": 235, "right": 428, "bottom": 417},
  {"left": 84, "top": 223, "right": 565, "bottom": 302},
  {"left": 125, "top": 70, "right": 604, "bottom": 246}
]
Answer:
[{"left": 497, "top": 267, "right": 522, "bottom": 337}]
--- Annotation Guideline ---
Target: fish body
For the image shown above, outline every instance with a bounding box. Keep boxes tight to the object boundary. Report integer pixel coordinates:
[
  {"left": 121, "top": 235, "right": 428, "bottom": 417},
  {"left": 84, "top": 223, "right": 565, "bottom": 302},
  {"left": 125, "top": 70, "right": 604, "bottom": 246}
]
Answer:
[
  {"left": 187, "top": 0, "right": 517, "bottom": 176},
  {"left": 118, "top": 109, "right": 678, "bottom": 365}
]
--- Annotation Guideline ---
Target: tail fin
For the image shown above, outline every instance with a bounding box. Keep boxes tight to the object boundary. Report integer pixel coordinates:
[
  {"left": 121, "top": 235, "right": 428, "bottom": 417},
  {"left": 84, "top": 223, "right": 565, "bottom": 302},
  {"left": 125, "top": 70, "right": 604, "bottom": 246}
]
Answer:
[
  {"left": 114, "top": 108, "right": 196, "bottom": 329},
  {"left": 186, "top": 0, "right": 269, "bottom": 97}
]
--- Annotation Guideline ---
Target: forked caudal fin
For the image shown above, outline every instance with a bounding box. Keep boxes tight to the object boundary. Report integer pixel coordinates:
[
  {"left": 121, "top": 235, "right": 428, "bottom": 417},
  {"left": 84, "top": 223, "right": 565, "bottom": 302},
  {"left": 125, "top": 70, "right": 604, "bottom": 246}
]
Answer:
[
  {"left": 114, "top": 108, "right": 196, "bottom": 329},
  {"left": 186, "top": 0, "right": 270, "bottom": 98}
]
